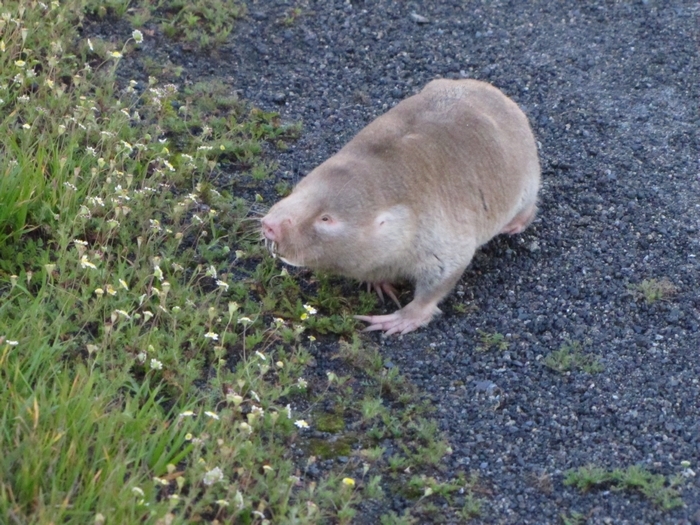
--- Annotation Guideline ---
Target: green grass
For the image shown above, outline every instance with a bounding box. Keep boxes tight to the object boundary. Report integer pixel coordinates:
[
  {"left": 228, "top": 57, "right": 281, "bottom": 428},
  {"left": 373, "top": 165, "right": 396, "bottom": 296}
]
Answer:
[
  {"left": 0, "top": 1, "right": 480, "bottom": 523},
  {"left": 543, "top": 341, "right": 603, "bottom": 374},
  {"left": 564, "top": 464, "right": 685, "bottom": 511}
]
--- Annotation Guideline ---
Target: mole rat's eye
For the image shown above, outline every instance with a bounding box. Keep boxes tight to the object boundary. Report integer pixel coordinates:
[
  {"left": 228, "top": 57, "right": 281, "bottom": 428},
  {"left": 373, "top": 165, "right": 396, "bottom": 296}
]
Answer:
[{"left": 320, "top": 215, "right": 330, "bottom": 222}]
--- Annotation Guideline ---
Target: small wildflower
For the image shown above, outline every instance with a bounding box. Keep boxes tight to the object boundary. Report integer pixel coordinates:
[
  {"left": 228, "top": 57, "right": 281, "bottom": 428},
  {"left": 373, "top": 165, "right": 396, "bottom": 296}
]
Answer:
[
  {"left": 153, "top": 265, "right": 163, "bottom": 280},
  {"left": 204, "top": 411, "right": 219, "bottom": 420},
  {"left": 342, "top": 477, "right": 355, "bottom": 488},
  {"left": 22, "top": 123, "right": 30, "bottom": 130},
  {"left": 136, "top": 352, "right": 147, "bottom": 363},
  {"left": 276, "top": 361, "right": 284, "bottom": 368},
  {"left": 203, "top": 467, "right": 224, "bottom": 486},
  {"left": 87, "top": 38, "right": 93, "bottom": 51},
  {"left": 216, "top": 280, "right": 229, "bottom": 291},
  {"left": 285, "top": 404, "right": 292, "bottom": 419},
  {"left": 153, "top": 477, "right": 168, "bottom": 486},
  {"left": 239, "top": 422, "right": 252, "bottom": 433},
  {"left": 119, "top": 279, "right": 129, "bottom": 290},
  {"left": 115, "top": 309, "right": 131, "bottom": 320},
  {"left": 179, "top": 410, "right": 195, "bottom": 418},
  {"left": 308, "top": 335, "right": 316, "bottom": 342},
  {"left": 228, "top": 393, "right": 243, "bottom": 406},
  {"left": 143, "top": 311, "right": 154, "bottom": 321},
  {"left": 297, "top": 377, "right": 308, "bottom": 389},
  {"left": 294, "top": 420, "right": 309, "bottom": 429},
  {"left": 185, "top": 433, "right": 193, "bottom": 440},
  {"left": 14, "top": 60, "right": 26, "bottom": 67},
  {"left": 204, "top": 332, "right": 219, "bottom": 341},
  {"left": 216, "top": 499, "right": 229, "bottom": 507},
  {"left": 300, "top": 313, "right": 309, "bottom": 321},
  {"left": 238, "top": 317, "right": 252, "bottom": 326},
  {"left": 303, "top": 304, "right": 318, "bottom": 315},
  {"left": 263, "top": 465, "right": 274, "bottom": 473},
  {"left": 106, "top": 284, "right": 117, "bottom": 296},
  {"left": 150, "top": 359, "right": 163, "bottom": 370},
  {"left": 131, "top": 487, "right": 145, "bottom": 497},
  {"left": 255, "top": 351, "right": 267, "bottom": 361},
  {"left": 80, "top": 255, "right": 97, "bottom": 270},
  {"left": 6, "top": 340, "right": 19, "bottom": 347},
  {"left": 94, "top": 288, "right": 104, "bottom": 297},
  {"left": 110, "top": 51, "right": 122, "bottom": 58},
  {"left": 132, "top": 30, "right": 143, "bottom": 43},
  {"left": 169, "top": 494, "right": 180, "bottom": 502}
]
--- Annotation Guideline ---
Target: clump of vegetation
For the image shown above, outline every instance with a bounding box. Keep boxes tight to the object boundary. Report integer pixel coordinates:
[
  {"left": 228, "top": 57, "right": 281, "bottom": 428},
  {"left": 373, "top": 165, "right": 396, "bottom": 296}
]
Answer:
[
  {"left": 564, "top": 464, "right": 686, "bottom": 511},
  {"left": 476, "top": 329, "right": 509, "bottom": 351},
  {"left": 159, "top": 0, "right": 246, "bottom": 49},
  {"left": 543, "top": 341, "right": 603, "bottom": 374},
  {"left": 628, "top": 277, "right": 678, "bottom": 304}
]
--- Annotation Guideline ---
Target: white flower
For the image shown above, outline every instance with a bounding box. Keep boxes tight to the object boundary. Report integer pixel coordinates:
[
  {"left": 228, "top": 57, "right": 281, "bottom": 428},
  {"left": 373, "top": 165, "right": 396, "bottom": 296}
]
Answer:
[
  {"left": 204, "top": 411, "right": 219, "bottom": 420},
  {"left": 203, "top": 467, "right": 224, "bottom": 485},
  {"left": 204, "top": 332, "right": 219, "bottom": 341},
  {"left": 132, "top": 29, "right": 143, "bottom": 43},
  {"left": 80, "top": 255, "right": 97, "bottom": 270},
  {"left": 303, "top": 304, "right": 317, "bottom": 315},
  {"left": 150, "top": 359, "right": 163, "bottom": 370},
  {"left": 179, "top": 410, "right": 195, "bottom": 418},
  {"left": 216, "top": 280, "right": 229, "bottom": 291},
  {"left": 131, "top": 487, "right": 145, "bottom": 497},
  {"left": 294, "top": 420, "right": 309, "bottom": 429}
]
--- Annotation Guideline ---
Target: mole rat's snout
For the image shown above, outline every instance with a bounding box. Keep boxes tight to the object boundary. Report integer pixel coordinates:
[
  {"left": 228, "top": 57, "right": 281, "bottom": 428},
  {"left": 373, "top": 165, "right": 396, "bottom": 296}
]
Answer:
[{"left": 261, "top": 215, "right": 289, "bottom": 243}]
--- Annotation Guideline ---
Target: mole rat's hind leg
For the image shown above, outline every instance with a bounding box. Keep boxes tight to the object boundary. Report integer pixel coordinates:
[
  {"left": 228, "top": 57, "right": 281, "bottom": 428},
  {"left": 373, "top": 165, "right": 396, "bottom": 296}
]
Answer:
[
  {"left": 355, "top": 263, "right": 467, "bottom": 336},
  {"left": 500, "top": 203, "right": 537, "bottom": 235}
]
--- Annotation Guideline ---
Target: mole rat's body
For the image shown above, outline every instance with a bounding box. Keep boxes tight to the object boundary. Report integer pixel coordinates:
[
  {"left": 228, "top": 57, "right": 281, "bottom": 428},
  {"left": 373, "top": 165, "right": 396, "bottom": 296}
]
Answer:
[{"left": 262, "top": 79, "right": 540, "bottom": 335}]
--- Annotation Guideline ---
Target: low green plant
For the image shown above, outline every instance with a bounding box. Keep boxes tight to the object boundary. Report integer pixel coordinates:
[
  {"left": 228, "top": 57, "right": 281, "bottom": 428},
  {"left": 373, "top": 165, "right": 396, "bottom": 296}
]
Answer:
[
  {"left": 544, "top": 341, "right": 603, "bottom": 374},
  {"left": 628, "top": 278, "right": 678, "bottom": 304},
  {"left": 476, "top": 329, "right": 509, "bottom": 351},
  {"left": 159, "top": 0, "right": 246, "bottom": 49},
  {"left": 560, "top": 510, "right": 587, "bottom": 525},
  {"left": 564, "top": 464, "right": 685, "bottom": 511}
]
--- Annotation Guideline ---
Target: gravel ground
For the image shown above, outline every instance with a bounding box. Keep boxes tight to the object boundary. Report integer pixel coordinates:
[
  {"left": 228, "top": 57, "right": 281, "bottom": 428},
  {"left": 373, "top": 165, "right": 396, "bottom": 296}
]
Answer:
[{"left": 123, "top": 1, "right": 699, "bottom": 522}]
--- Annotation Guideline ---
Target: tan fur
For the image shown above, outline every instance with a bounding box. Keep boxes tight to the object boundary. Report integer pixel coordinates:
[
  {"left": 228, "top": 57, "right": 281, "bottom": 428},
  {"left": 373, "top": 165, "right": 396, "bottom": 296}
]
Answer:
[{"left": 262, "top": 79, "right": 541, "bottom": 335}]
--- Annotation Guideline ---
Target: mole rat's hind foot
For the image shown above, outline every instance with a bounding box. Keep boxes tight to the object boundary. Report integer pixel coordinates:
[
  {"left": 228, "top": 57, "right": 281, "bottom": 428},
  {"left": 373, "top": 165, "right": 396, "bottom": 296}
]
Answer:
[
  {"left": 365, "top": 281, "right": 402, "bottom": 309},
  {"left": 355, "top": 301, "right": 441, "bottom": 336}
]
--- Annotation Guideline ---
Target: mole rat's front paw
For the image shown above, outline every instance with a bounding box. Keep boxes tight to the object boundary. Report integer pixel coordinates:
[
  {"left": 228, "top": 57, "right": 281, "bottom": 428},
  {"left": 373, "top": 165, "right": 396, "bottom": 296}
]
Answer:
[{"left": 355, "top": 302, "right": 440, "bottom": 336}]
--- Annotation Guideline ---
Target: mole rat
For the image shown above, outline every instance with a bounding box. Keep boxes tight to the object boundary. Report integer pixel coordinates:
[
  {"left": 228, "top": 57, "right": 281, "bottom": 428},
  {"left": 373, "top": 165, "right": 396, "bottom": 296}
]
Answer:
[{"left": 262, "top": 78, "right": 540, "bottom": 335}]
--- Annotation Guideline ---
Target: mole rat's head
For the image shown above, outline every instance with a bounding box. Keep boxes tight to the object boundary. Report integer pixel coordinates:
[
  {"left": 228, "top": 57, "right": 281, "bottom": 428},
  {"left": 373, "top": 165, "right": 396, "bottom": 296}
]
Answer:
[{"left": 261, "top": 160, "right": 413, "bottom": 279}]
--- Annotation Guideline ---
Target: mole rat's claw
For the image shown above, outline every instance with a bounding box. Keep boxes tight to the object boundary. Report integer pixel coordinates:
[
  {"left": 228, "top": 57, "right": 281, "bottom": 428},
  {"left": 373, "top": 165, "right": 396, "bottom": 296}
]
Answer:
[{"left": 355, "top": 303, "right": 439, "bottom": 336}]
